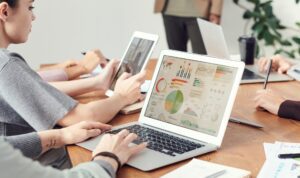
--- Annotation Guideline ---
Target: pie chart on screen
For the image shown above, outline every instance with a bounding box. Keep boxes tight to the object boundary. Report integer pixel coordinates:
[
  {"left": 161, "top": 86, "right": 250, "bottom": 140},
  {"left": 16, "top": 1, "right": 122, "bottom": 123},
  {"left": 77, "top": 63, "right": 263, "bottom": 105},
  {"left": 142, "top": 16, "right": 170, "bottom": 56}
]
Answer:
[{"left": 165, "top": 90, "right": 184, "bottom": 114}]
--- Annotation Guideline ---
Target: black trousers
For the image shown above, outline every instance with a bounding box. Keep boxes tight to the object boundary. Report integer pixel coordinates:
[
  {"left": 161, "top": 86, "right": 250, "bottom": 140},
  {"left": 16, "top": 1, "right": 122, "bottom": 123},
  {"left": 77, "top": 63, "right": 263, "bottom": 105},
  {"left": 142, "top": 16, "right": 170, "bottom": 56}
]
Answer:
[{"left": 162, "top": 15, "right": 207, "bottom": 54}]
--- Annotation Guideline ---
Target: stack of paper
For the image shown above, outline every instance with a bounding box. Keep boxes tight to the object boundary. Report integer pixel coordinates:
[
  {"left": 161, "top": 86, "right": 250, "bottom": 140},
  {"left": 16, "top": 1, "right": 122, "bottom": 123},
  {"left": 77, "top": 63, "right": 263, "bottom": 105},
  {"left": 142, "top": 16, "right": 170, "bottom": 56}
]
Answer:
[
  {"left": 161, "top": 159, "right": 250, "bottom": 178},
  {"left": 258, "top": 142, "right": 300, "bottom": 178}
]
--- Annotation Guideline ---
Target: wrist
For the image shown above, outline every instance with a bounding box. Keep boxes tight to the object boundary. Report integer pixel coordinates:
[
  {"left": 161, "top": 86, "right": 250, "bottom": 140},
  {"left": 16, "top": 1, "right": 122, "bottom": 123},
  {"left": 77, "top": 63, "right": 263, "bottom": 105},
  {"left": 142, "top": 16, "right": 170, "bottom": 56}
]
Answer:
[
  {"left": 112, "top": 92, "right": 129, "bottom": 107},
  {"left": 59, "top": 128, "right": 71, "bottom": 146},
  {"left": 93, "top": 155, "right": 118, "bottom": 172},
  {"left": 38, "top": 129, "right": 64, "bottom": 153}
]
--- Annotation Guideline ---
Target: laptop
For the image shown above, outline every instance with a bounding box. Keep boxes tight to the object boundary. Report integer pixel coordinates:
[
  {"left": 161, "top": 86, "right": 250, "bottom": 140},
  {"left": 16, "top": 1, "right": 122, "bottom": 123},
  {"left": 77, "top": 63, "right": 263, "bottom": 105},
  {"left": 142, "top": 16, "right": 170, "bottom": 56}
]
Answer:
[
  {"left": 105, "top": 31, "right": 159, "bottom": 96},
  {"left": 197, "top": 18, "right": 293, "bottom": 84},
  {"left": 78, "top": 50, "right": 245, "bottom": 171}
]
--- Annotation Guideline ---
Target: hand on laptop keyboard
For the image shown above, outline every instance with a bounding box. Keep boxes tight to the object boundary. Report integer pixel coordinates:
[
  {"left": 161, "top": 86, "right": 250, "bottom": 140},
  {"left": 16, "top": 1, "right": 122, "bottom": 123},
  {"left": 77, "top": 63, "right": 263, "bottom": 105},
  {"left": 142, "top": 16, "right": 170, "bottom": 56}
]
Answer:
[
  {"left": 108, "top": 125, "right": 203, "bottom": 157},
  {"left": 93, "top": 129, "right": 147, "bottom": 168}
]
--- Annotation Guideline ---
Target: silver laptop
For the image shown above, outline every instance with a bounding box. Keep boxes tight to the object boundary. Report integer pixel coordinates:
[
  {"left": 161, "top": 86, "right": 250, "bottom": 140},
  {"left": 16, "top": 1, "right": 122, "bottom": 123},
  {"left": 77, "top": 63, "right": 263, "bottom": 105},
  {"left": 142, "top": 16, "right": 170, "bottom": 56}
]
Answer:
[
  {"left": 77, "top": 50, "right": 245, "bottom": 171},
  {"left": 197, "top": 18, "right": 293, "bottom": 84}
]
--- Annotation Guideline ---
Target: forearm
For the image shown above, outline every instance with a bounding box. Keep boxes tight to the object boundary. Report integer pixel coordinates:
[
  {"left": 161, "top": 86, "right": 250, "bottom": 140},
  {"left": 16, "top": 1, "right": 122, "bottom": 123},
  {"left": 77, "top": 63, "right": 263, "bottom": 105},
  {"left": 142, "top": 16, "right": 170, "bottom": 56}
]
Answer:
[
  {"left": 64, "top": 65, "right": 88, "bottom": 80},
  {"left": 49, "top": 77, "right": 98, "bottom": 96},
  {"left": 87, "top": 94, "right": 127, "bottom": 123},
  {"left": 0, "top": 138, "right": 114, "bottom": 178},
  {"left": 58, "top": 94, "right": 127, "bottom": 126},
  {"left": 37, "top": 129, "right": 65, "bottom": 154}
]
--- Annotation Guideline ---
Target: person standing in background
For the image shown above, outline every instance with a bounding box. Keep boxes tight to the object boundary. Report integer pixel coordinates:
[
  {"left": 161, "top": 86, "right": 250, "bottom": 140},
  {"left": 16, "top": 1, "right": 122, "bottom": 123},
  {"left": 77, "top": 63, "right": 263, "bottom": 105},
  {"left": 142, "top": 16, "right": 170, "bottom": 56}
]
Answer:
[{"left": 154, "top": 0, "right": 224, "bottom": 54}]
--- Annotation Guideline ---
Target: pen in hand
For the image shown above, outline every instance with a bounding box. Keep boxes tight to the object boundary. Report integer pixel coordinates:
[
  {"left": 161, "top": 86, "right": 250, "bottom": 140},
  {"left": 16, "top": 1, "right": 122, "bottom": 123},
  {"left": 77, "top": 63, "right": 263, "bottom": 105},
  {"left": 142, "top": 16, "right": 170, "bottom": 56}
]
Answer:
[
  {"left": 81, "top": 52, "right": 110, "bottom": 62},
  {"left": 263, "top": 59, "right": 273, "bottom": 89}
]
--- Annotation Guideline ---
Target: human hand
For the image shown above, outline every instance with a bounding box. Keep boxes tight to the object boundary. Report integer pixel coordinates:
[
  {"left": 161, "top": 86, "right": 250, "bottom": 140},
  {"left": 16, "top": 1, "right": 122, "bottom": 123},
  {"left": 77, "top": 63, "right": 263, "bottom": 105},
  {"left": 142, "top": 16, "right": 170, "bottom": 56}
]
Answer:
[
  {"left": 94, "top": 59, "right": 120, "bottom": 91},
  {"left": 254, "top": 89, "right": 285, "bottom": 115},
  {"left": 258, "top": 55, "right": 292, "bottom": 74},
  {"left": 60, "top": 121, "right": 112, "bottom": 145},
  {"left": 80, "top": 49, "right": 107, "bottom": 73},
  {"left": 209, "top": 13, "right": 221, "bottom": 24},
  {"left": 114, "top": 71, "right": 146, "bottom": 105},
  {"left": 92, "top": 130, "right": 147, "bottom": 169}
]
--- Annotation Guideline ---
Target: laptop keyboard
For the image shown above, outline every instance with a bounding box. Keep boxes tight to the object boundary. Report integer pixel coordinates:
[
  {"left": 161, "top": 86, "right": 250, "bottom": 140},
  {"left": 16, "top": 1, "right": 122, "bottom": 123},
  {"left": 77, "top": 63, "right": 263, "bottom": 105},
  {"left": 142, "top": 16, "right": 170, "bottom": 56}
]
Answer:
[{"left": 107, "top": 125, "right": 204, "bottom": 157}]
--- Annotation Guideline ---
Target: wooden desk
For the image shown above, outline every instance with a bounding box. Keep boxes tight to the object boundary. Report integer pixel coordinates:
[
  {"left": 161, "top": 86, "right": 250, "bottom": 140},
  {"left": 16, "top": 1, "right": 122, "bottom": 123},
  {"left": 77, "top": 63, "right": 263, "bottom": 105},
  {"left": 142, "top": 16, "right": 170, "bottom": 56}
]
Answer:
[{"left": 68, "top": 60, "right": 300, "bottom": 177}]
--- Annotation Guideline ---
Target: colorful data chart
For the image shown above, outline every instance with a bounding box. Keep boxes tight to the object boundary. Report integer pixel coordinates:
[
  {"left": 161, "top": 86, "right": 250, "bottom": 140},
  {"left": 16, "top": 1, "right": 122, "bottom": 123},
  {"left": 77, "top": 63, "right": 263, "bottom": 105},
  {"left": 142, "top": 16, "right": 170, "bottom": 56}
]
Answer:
[
  {"left": 176, "top": 63, "right": 192, "bottom": 79},
  {"left": 165, "top": 90, "right": 184, "bottom": 114},
  {"left": 155, "top": 78, "right": 167, "bottom": 93},
  {"left": 170, "top": 78, "right": 187, "bottom": 88},
  {"left": 184, "top": 107, "right": 198, "bottom": 117},
  {"left": 180, "top": 119, "right": 198, "bottom": 129},
  {"left": 193, "top": 78, "right": 201, "bottom": 87},
  {"left": 214, "top": 66, "right": 232, "bottom": 79},
  {"left": 163, "top": 60, "right": 173, "bottom": 70}
]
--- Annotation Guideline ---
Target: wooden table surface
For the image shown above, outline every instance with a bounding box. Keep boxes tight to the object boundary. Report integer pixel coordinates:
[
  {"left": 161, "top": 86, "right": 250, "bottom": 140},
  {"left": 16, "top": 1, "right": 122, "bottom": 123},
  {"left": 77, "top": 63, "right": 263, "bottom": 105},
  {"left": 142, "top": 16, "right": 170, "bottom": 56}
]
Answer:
[{"left": 67, "top": 60, "right": 300, "bottom": 178}]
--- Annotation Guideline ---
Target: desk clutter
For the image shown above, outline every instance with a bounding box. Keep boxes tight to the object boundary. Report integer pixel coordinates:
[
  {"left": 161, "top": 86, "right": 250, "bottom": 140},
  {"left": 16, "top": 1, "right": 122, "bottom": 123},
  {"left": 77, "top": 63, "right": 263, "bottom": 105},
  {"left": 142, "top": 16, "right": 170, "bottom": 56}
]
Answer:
[
  {"left": 161, "top": 159, "right": 250, "bottom": 178},
  {"left": 258, "top": 142, "right": 300, "bottom": 178}
]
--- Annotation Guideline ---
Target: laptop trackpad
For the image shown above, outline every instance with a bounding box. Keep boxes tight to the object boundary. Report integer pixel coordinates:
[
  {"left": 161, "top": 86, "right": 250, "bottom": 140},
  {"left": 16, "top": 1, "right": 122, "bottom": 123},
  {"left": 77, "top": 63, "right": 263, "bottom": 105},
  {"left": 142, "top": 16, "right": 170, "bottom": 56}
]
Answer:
[{"left": 127, "top": 147, "right": 173, "bottom": 171}]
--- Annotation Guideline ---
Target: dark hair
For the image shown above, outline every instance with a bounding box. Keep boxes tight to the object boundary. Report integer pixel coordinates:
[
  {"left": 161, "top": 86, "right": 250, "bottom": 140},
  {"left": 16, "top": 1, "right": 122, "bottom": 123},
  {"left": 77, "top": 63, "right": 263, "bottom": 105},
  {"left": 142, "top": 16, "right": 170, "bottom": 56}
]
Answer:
[{"left": 0, "top": 0, "right": 18, "bottom": 8}]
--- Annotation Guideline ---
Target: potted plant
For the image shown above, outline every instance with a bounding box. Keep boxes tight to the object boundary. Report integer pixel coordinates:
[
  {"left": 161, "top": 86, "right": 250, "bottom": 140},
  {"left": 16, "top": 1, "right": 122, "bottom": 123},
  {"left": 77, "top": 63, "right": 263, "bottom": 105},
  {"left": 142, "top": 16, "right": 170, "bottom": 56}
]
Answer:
[{"left": 234, "top": 0, "right": 300, "bottom": 58}]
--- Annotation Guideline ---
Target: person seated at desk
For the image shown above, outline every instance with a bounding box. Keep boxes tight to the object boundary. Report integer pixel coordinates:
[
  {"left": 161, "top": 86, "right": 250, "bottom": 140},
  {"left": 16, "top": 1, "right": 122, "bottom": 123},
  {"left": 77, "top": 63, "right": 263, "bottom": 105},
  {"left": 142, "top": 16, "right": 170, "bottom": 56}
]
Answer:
[
  {"left": 0, "top": 0, "right": 145, "bottom": 169},
  {"left": 37, "top": 49, "right": 107, "bottom": 82},
  {"left": 2, "top": 122, "right": 146, "bottom": 178},
  {"left": 254, "top": 55, "right": 300, "bottom": 120}
]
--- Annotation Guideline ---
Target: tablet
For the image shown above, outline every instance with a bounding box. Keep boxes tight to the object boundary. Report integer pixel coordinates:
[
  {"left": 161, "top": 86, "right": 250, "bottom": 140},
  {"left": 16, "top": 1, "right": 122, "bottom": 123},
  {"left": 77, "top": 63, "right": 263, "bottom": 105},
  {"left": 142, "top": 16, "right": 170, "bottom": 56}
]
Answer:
[{"left": 106, "top": 31, "right": 159, "bottom": 96}]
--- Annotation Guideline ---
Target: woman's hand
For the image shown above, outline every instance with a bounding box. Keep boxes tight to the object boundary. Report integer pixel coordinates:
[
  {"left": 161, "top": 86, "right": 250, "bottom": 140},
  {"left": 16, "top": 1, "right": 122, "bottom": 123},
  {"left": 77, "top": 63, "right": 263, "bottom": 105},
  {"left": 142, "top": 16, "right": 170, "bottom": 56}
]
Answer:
[
  {"left": 94, "top": 59, "right": 120, "bottom": 91},
  {"left": 79, "top": 49, "right": 108, "bottom": 73},
  {"left": 258, "top": 55, "right": 292, "bottom": 74},
  {"left": 114, "top": 71, "right": 146, "bottom": 105},
  {"left": 92, "top": 130, "right": 147, "bottom": 171},
  {"left": 60, "top": 121, "right": 112, "bottom": 145},
  {"left": 254, "top": 89, "right": 285, "bottom": 115}
]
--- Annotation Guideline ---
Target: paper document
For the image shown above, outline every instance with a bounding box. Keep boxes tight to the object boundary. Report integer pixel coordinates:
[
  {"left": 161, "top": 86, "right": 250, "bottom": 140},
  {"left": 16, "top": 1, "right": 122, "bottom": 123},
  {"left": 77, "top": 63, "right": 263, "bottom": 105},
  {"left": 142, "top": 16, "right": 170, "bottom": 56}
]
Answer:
[
  {"left": 161, "top": 159, "right": 250, "bottom": 178},
  {"left": 258, "top": 142, "right": 300, "bottom": 178}
]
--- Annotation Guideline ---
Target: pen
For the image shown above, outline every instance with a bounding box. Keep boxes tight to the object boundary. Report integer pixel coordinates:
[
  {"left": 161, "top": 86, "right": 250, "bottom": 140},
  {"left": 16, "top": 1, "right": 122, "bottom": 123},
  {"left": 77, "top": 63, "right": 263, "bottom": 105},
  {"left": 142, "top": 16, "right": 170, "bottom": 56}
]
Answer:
[
  {"left": 278, "top": 153, "right": 300, "bottom": 159},
  {"left": 205, "top": 169, "right": 226, "bottom": 178},
  {"left": 263, "top": 59, "right": 273, "bottom": 89},
  {"left": 81, "top": 52, "right": 110, "bottom": 62}
]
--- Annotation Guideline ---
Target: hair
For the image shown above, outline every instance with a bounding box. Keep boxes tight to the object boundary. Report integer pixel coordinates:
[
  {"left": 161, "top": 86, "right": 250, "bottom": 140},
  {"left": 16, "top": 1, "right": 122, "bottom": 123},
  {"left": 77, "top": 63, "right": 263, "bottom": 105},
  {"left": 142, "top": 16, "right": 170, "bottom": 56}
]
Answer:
[{"left": 0, "top": 0, "right": 18, "bottom": 8}]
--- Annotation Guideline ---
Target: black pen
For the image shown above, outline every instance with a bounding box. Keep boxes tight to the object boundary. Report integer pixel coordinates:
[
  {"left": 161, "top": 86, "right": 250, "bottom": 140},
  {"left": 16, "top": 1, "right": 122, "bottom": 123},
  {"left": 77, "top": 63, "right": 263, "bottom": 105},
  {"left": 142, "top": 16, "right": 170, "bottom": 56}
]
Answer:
[
  {"left": 81, "top": 52, "right": 110, "bottom": 62},
  {"left": 278, "top": 153, "right": 300, "bottom": 159},
  {"left": 263, "top": 59, "right": 273, "bottom": 89}
]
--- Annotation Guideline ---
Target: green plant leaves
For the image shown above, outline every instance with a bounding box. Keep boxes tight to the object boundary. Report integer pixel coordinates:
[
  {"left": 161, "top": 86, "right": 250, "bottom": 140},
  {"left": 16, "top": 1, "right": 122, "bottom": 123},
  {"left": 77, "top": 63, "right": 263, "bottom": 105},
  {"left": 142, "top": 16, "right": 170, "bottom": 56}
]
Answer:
[
  {"left": 234, "top": 0, "right": 300, "bottom": 58},
  {"left": 293, "top": 37, "right": 300, "bottom": 45}
]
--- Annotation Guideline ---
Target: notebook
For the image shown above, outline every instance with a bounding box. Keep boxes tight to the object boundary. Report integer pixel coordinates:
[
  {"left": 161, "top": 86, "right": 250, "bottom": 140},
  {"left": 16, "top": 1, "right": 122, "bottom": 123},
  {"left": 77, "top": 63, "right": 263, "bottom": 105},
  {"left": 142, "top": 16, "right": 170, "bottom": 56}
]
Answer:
[{"left": 161, "top": 159, "right": 251, "bottom": 178}]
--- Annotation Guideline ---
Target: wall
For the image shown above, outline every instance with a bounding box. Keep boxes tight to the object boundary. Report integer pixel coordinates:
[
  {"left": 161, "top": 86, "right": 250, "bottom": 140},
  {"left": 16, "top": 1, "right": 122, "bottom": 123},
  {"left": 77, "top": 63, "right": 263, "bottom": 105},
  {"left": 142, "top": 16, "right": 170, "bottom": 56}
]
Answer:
[
  {"left": 9, "top": 0, "right": 167, "bottom": 69},
  {"left": 8, "top": 0, "right": 300, "bottom": 69}
]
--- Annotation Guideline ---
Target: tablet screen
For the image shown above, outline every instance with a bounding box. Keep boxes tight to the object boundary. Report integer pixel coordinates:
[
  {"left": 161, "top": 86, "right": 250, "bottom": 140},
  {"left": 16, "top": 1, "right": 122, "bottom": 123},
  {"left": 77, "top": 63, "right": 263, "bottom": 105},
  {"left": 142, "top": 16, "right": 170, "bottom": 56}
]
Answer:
[{"left": 110, "top": 37, "right": 155, "bottom": 90}]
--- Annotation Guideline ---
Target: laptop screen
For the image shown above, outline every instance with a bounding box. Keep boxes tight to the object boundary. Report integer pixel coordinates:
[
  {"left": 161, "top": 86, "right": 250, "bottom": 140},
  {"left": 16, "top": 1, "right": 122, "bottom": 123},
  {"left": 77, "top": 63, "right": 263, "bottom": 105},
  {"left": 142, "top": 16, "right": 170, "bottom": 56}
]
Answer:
[
  {"left": 110, "top": 37, "right": 155, "bottom": 89},
  {"left": 145, "top": 55, "right": 238, "bottom": 136}
]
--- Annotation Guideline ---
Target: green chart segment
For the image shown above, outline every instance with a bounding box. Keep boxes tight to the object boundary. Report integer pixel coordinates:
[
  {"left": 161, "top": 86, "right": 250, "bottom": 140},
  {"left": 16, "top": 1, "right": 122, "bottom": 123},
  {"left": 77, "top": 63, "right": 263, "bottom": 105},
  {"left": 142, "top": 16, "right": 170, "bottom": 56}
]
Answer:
[{"left": 164, "top": 90, "right": 184, "bottom": 114}]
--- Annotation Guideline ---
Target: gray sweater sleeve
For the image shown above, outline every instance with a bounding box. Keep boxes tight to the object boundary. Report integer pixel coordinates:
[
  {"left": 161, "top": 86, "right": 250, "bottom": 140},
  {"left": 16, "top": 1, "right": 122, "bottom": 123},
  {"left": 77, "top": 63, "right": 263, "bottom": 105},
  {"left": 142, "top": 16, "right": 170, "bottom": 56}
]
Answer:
[
  {"left": 0, "top": 137, "right": 115, "bottom": 178},
  {"left": 4, "top": 132, "right": 42, "bottom": 158}
]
